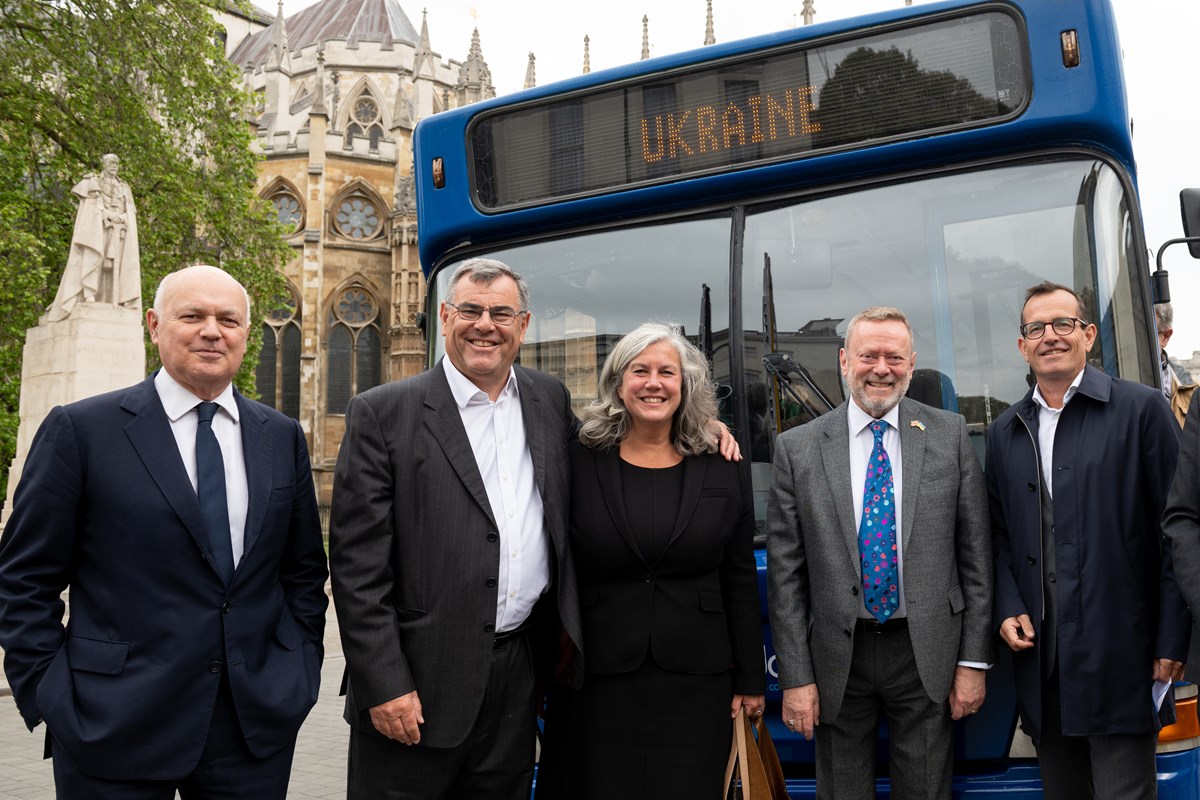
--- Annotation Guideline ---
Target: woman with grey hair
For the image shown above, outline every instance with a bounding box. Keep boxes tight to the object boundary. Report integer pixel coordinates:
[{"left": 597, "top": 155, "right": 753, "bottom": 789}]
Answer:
[{"left": 539, "top": 322, "right": 764, "bottom": 798}]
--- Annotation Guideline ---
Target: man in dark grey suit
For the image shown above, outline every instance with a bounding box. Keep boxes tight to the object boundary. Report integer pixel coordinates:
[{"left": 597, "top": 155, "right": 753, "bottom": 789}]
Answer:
[
  {"left": 1167, "top": 395, "right": 1200, "bottom": 679},
  {"left": 330, "top": 258, "right": 583, "bottom": 798},
  {"left": 767, "top": 306, "right": 992, "bottom": 799}
]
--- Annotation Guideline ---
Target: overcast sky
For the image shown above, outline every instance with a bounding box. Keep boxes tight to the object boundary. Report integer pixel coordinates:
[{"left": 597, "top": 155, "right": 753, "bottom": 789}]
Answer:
[{"left": 279, "top": 0, "right": 1200, "bottom": 355}]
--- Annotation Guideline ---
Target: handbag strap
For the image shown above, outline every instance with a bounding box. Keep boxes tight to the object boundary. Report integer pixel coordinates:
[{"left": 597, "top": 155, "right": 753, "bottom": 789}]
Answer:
[
  {"left": 724, "top": 708, "right": 769, "bottom": 798},
  {"left": 723, "top": 709, "right": 752, "bottom": 797},
  {"left": 723, "top": 720, "right": 739, "bottom": 795}
]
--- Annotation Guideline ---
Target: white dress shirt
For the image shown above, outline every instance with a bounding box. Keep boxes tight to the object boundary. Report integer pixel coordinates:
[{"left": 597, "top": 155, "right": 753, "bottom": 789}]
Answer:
[
  {"left": 443, "top": 358, "right": 550, "bottom": 632},
  {"left": 847, "top": 401, "right": 906, "bottom": 619},
  {"left": 154, "top": 369, "right": 248, "bottom": 567},
  {"left": 1030, "top": 368, "right": 1086, "bottom": 498}
]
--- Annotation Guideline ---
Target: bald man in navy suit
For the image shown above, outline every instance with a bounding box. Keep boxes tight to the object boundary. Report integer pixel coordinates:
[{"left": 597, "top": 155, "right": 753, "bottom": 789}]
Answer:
[{"left": 0, "top": 265, "right": 328, "bottom": 799}]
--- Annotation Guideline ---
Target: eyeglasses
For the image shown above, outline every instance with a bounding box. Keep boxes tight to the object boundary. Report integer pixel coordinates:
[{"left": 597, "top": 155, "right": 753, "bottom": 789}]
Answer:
[
  {"left": 1019, "top": 317, "right": 1089, "bottom": 340},
  {"left": 854, "top": 353, "right": 909, "bottom": 367},
  {"left": 445, "top": 302, "right": 527, "bottom": 326}
]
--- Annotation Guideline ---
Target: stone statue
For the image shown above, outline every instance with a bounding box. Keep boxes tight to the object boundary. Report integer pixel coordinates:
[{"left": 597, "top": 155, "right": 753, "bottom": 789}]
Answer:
[{"left": 47, "top": 154, "right": 141, "bottom": 321}]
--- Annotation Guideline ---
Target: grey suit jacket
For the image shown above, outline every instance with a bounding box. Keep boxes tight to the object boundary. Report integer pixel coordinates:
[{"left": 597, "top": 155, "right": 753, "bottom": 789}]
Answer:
[
  {"left": 766, "top": 397, "right": 992, "bottom": 723},
  {"left": 329, "top": 361, "right": 582, "bottom": 748}
]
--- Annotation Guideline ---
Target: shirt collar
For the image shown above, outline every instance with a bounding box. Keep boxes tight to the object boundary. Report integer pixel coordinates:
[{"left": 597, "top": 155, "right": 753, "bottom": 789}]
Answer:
[
  {"left": 154, "top": 368, "right": 239, "bottom": 423},
  {"left": 847, "top": 397, "right": 901, "bottom": 437},
  {"left": 442, "top": 357, "right": 519, "bottom": 409},
  {"left": 1031, "top": 367, "right": 1085, "bottom": 413}
]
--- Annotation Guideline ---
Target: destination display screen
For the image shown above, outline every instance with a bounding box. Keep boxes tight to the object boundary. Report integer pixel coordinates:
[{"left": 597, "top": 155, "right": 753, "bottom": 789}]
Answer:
[{"left": 469, "top": 10, "right": 1028, "bottom": 211}]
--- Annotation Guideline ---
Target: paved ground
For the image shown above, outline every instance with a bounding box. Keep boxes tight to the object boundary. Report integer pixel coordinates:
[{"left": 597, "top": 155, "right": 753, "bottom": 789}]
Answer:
[{"left": 0, "top": 583, "right": 353, "bottom": 799}]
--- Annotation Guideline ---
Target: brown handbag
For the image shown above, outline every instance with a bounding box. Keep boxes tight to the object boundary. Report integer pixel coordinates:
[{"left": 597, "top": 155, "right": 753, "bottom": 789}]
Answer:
[{"left": 723, "top": 708, "right": 789, "bottom": 799}]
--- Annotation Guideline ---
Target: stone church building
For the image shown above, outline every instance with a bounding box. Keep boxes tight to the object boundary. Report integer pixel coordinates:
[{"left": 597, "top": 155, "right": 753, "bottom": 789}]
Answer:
[
  {"left": 212, "top": 0, "right": 730, "bottom": 506},
  {"left": 215, "top": 0, "right": 497, "bottom": 504}
]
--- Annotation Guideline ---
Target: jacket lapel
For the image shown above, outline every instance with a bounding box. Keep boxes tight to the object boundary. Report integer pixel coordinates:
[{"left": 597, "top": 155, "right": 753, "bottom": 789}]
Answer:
[
  {"left": 818, "top": 403, "right": 861, "bottom": 574},
  {"left": 591, "top": 447, "right": 648, "bottom": 565},
  {"left": 660, "top": 453, "right": 707, "bottom": 560},
  {"left": 121, "top": 377, "right": 218, "bottom": 577},
  {"left": 423, "top": 364, "right": 497, "bottom": 527},
  {"left": 237, "top": 392, "right": 271, "bottom": 562},
  {"left": 897, "top": 398, "right": 927, "bottom": 552},
  {"left": 515, "top": 368, "right": 546, "bottom": 498}
]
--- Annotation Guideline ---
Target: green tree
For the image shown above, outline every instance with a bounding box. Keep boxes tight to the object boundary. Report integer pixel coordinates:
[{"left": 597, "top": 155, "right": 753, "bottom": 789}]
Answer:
[{"left": 0, "top": 0, "right": 290, "bottom": 501}]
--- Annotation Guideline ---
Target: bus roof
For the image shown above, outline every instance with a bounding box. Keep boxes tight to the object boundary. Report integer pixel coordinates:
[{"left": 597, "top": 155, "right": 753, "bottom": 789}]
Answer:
[{"left": 414, "top": 0, "right": 1130, "bottom": 276}]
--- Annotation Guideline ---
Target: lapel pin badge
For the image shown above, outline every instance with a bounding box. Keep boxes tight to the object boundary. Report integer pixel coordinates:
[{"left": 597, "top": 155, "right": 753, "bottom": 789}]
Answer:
[{"left": 910, "top": 420, "right": 925, "bottom": 431}]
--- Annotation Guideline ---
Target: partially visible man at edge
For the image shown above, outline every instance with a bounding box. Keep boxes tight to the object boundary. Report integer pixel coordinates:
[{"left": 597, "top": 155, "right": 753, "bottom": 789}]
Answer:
[
  {"left": 0, "top": 264, "right": 329, "bottom": 798},
  {"left": 988, "top": 281, "right": 1188, "bottom": 800},
  {"left": 329, "top": 257, "right": 739, "bottom": 799},
  {"left": 1155, "top": 301, "right": 1197, "bottom": 429}
]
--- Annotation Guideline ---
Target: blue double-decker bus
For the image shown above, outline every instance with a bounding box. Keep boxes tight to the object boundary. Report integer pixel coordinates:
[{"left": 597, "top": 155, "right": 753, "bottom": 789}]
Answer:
[{"left": 413, "top": 0, "right": 1200, "bottom": 794}]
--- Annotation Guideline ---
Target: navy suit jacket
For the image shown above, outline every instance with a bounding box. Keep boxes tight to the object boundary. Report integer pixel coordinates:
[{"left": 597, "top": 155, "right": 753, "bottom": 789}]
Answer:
[{"left": 0, "top": 374, "right": 328, "bottom": 780}]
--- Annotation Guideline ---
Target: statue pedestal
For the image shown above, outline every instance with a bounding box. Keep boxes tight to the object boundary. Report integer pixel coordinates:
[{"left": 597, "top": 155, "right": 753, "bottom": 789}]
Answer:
[{"left": 1, "top": 305, "right": 145, "bottom": 528}]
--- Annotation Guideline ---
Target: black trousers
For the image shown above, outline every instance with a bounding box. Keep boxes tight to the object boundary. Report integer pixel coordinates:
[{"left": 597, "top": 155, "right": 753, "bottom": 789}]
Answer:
[
  {"left": 347, "top": 629, "right": 538, "bottom": 800},
  {"left": 51, "top": 675, "right": 296, "bottom": 800},
  {"left": 1036, "top": 667, "right": 1157, "bottom": 800}
]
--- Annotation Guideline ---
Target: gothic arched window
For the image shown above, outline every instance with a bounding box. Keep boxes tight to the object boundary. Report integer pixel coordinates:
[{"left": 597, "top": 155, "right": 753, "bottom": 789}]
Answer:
[
  {"left": 333, "top": 195, "right": 382, "bottom": 240},
  {"left": 270, "top": 190, "right": 303, "bottom": 233},
  {"left": 344, "top": 94, "right": 384, "bottom": 152},
  {"left": 326, "top": 286, "right": 383, "bottom": 414},
  {"left": 257, "top": 291, "right": 302, "bottom": 419}
]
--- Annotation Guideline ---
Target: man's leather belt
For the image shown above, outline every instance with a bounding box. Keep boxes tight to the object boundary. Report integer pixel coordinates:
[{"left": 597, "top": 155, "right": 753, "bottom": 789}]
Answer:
[
  {"left": 856, "top": 617, "right": 908, "bottom": 634},
  {"left": 494, "top": 619, "right": 534, "bottom": 648}
]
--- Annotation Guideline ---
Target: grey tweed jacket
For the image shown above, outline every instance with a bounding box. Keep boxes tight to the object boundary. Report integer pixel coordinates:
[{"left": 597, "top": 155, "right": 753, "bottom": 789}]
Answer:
[{"left": 766, "top": 397, "right": 992, "bottom": 723}]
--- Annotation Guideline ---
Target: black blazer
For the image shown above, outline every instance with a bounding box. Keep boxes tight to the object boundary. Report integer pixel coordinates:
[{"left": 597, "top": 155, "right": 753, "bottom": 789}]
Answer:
[{"left": 568, "top": 441, "right": 764, "bottom": 695}]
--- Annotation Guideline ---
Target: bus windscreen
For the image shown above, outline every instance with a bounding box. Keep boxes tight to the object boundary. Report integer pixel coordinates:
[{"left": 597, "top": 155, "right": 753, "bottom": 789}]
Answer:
[{"left": 470, "top": 9, "right": 1027, "bottom": 211}]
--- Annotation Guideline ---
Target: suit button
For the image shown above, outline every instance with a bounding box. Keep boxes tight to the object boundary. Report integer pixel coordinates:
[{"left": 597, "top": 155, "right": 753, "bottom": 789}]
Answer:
[
  {"left": 484, "top": 623, "right": 495, "bottom": 633},
  {"left": 1048, "top": 572, "right": 1056, "bottom": 583},
  {"left": 851, "top": 586, "right": 859, "bottom": 596},
  {"left": 1027, "top": 483, "right": 1036, "bottom": 492},
  {"left": 844, "top": 628, "right": 853, "bottom": 637},
  {"left": 1026, "top": 555, "right": 1037, "bottom": 565},
  {"left": 487, "top": 532, "right": 498, "bottom": 542},
  {"left": 221, "top": 602, "right": 232, "bottom": 614},
  {"left": 208, "top": 660, "right": 222, "bottom": 673},
  {"left": 643, "top": 574, "right": 652, "bottom": 583},
  {"left": 486, "top": 578, "right": 497, "bottom": 588}
]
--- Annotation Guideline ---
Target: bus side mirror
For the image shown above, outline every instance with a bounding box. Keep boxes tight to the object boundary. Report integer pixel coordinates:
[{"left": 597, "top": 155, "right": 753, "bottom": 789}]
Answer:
[{"left": 1181, "top": 189, "right": 1200, "bottom": 257}]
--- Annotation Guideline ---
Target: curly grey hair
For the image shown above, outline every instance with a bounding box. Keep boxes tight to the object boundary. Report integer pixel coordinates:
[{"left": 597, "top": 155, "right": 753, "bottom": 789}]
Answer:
[{"left": 578, "top": 322, "right": 718, "bottom": 455}]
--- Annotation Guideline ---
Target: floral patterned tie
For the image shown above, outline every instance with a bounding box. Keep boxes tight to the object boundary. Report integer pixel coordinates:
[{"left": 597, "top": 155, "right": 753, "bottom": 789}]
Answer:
[{"left": 859, "top": 420, "right": 897, "bottom": 622}]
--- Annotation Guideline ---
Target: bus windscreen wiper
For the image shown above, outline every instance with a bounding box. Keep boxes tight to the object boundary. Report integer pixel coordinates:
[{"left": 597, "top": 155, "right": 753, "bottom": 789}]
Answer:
[{"left": 761, "top": 353, "right": 835, "bottom": 422}]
